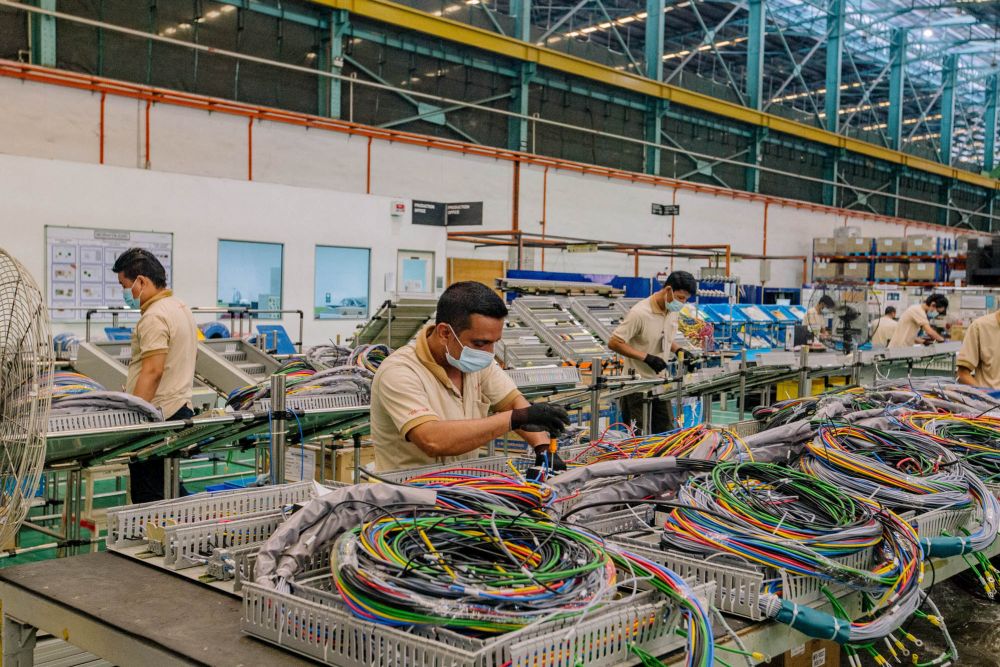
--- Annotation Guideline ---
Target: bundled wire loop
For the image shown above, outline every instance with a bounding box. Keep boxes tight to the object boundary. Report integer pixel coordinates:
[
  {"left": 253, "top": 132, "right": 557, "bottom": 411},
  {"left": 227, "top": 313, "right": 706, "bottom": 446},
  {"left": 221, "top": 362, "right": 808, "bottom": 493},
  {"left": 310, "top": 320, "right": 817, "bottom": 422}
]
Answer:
[
  {"left": 574, "top": 424, "right": 752, "bottom": 464},
  {"left": 226, "top": 358, "right": 371, "bottom": 410}
]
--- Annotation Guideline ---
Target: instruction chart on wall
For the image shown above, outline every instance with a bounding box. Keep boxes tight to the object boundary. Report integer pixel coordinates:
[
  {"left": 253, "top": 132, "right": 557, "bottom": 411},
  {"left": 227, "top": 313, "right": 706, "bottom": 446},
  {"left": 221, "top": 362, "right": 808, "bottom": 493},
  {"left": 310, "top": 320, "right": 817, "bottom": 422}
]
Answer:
[{"left": 46, "top": 226, "right": 173, "bottom": 321}]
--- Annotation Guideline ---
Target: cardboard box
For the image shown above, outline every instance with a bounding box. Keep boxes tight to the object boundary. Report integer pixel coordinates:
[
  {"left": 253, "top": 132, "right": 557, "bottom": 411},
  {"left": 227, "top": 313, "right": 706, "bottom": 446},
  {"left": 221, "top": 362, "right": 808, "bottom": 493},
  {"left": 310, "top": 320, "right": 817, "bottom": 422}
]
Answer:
[
  {"left": 874, "top": 262, "right": 905, "bottom": 281},
  {"left": 839, "top": 237, "right": 872, "bottom": 255},
  {"left": 813, "top": 238, "right": 837, "bottom": 255},
  {"left": 876, "top": 237, "right": 903, "bottom": 254},
  {"left": 812, "top": 263, "right": 840, "bottom": 281},
  {"left": 841, "top": 261, "right": 869, "bottom": 280},
  {"left": 284, "top": 441, "right": 375, "bottom": 484},
  {"left": 906, "top": 235, "right": 936, "bottom": 254},
  {"left": 768, "top": 639, "right": 840, "bottom": 667},
  {"left": 909, "top": 262, "right": 936, "bottom": 281}
]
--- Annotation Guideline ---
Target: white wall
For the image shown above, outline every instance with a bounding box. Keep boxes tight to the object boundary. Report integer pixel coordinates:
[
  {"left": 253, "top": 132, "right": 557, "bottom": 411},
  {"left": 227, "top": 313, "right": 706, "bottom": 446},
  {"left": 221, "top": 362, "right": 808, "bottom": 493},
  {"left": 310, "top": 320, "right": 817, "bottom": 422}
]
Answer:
[
  {"left": 0, "top": 73, "right": 986, "bottom": 345},
  {"left": 0, "top": 153, "right": 446, "bottom": 344}
]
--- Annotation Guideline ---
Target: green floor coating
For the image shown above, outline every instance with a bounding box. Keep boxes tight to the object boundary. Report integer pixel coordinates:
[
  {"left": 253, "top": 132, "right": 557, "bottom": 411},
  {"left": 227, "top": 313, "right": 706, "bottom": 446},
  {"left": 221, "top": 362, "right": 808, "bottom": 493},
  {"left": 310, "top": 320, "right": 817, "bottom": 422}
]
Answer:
[{"left": 1, "top": 452, "right": 259, "bottom": 569}]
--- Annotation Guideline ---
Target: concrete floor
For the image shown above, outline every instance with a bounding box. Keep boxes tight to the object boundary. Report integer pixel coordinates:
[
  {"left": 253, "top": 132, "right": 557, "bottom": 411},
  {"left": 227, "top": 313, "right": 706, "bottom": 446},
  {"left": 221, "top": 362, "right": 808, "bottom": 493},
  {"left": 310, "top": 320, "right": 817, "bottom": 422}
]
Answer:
[{"left": 920, "top": 578, "right": 1000, "bottom": 667}]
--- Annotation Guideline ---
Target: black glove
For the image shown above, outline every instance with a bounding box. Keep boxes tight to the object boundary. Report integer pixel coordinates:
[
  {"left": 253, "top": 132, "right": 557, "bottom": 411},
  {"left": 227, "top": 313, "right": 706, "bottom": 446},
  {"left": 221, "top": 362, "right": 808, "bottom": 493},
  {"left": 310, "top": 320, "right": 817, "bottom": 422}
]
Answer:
[
  {"left": 643, "top": 353, "right": 668, "bottom": 374},
  {"left": 534, "top": 447, "right": 567, "bottom": 471},
  {"left": 510, "top": 403, "right": 571, "bottom": 435}
]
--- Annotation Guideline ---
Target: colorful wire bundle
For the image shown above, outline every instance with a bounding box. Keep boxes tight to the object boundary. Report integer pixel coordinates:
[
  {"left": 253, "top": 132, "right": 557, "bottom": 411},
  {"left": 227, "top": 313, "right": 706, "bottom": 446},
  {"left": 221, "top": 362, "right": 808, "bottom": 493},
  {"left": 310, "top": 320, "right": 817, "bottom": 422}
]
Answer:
[
  {"left": 660, "top": 461, "right": 924, "bottom": 643},
  {"left": 42, "top": 371, "right": 104, "bottom": 401},
  {"left": 400, "top": 466, "right": 554, "bottom": 514},
  {"left": 349, "top": 344, "right": 391, "bottom": 373},
  {"left": 572, "top": 424, "right": 752, "bottom": 464},
  {"left": 895, "top": 412, "right": 1000, "bottom": 482},
  {"left": 226, "top": 358, "right": 371, "bottom": 409},
  {"left": 329, "top": 506, "right": 713, "bottom": 666}
]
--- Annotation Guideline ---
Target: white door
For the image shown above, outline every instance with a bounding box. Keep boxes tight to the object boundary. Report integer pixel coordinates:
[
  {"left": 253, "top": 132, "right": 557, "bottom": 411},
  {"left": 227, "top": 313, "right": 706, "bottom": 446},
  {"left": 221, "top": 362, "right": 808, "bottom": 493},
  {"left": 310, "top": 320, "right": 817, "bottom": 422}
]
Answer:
[{"left": 397, "top": 250, "right": 435, "bottom": 295}]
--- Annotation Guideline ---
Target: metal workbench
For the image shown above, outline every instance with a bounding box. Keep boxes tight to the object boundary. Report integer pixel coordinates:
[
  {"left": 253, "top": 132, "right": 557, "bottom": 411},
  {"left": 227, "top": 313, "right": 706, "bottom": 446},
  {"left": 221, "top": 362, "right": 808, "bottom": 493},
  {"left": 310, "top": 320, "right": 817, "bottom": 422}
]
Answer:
[{"left": 0, "top": 551, "right": 315, "bottom": 666}]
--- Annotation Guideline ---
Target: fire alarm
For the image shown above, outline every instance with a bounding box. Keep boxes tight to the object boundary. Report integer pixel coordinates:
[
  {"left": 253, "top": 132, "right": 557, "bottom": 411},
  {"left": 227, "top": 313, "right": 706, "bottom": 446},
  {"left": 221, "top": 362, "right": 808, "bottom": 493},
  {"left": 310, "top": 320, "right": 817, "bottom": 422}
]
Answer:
[{"left": 391, "top": 200, "right": 407, "bottom": 217}]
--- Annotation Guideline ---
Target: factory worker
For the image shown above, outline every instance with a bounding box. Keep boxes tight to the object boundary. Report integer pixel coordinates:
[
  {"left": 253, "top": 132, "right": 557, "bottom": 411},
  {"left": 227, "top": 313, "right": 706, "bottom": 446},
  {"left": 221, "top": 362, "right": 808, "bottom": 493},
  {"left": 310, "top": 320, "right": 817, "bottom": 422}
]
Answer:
[
  {"left": 805, "top": 295, "right": 835, "bottom": 338},
  {"left": 113, "top": 248, "right": 198, "bottom": 502},
  {"left": 869, "top": 306, "right": 898, "bottom": 347},
  {"left": 887, "top": 294, "right": 948, "bottom": 348},
  {"left": 609, "top": 270, "right": 698, "bottom": 434},
  {"left": 957, "top": 311, "right": 1000, "bottom": 389},
  {"left": 370, "top": 281, "right": 570, "bottom": 472}
]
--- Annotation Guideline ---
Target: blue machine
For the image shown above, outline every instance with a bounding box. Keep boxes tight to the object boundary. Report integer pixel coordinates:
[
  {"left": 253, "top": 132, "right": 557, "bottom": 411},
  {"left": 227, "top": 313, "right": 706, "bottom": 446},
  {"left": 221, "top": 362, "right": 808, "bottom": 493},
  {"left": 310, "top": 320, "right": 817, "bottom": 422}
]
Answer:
[
  {"left": 254, "top": 325, "right": 296, "bottom": 355},
  {"left": 104, "top": 327, "right": 133, "bottom": 341}
]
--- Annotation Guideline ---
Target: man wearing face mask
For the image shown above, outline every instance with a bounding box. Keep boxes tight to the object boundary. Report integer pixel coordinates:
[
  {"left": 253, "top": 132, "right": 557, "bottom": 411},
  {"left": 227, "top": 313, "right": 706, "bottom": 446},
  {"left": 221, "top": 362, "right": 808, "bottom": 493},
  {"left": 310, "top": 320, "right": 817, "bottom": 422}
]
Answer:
[
  {"left": 112, "top": 248, "right": 198, "bottom": 502},
  {"left": 887, "top": 294, "right": 948, "bottom": 348},
  {"left": 370, "top": 281, "right": 570, "bottom": 472},
  {"left": 609, "top": 270, "right": 698, "bottom": 433}
]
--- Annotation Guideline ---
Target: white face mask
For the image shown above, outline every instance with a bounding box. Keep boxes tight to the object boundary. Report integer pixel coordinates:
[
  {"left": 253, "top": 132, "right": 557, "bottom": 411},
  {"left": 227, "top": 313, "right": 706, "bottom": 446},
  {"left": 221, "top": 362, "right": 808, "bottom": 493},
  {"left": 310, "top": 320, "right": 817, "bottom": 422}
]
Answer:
[{"left": 444, "top": 325, "right": 494, "bottom": 373}]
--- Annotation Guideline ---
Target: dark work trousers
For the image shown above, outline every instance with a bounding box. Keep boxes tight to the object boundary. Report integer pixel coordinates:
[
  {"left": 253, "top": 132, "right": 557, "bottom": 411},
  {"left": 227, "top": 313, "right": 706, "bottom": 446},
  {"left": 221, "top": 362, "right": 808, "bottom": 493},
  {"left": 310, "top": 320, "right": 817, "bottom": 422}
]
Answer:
[
  {"left": 620, "top": 393, "right": 675, "bottom": 435},
  {"left": 128, "top": 405, "right": 194, "bottom": 503}
]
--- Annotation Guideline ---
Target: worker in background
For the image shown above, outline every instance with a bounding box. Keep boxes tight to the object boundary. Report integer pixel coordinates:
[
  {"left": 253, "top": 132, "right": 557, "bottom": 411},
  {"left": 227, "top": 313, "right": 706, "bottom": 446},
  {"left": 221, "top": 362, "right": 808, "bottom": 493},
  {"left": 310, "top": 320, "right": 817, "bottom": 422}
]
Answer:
[
  {"left": 113, "top": 248, "right": 198, "bottom": 502},
  {"left": 370, "top": 281, "right": 570, "bottom": 472},
  {"left": 956, "top": 311, "right": 1000, "bottom": 389},
  {"left": 869, "top": 306, "right": 898, "bottom": 347},
  {"left": 805, "top": 295, "right": 835, "bottom": 338},
  {"left": 887, "top": 294, "right": 948, "bottom": 348},
  {"left": 609, "top": 270, "right": 698, "bottom": 434}
]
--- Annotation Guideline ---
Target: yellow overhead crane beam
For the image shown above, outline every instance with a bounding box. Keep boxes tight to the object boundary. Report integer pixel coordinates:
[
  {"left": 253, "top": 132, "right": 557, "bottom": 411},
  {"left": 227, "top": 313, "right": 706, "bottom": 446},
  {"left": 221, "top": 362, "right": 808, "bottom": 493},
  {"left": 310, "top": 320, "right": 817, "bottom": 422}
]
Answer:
[{"left": 314, "top": 0, "right": 999, "bottom": 191}]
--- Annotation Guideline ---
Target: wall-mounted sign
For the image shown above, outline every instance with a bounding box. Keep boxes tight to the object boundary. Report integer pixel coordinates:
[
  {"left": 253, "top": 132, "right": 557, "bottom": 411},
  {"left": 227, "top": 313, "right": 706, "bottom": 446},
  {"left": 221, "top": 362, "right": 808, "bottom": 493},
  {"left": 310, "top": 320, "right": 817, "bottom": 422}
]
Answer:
[
  {"left": 651, "top": 203, "right": 680, "bottom": 216},
  {"left": 566, "top": 243, "right": 599, "bottom": 253},
  {"left": 413, "top": 200, "right": 484, "bottom": 226}
]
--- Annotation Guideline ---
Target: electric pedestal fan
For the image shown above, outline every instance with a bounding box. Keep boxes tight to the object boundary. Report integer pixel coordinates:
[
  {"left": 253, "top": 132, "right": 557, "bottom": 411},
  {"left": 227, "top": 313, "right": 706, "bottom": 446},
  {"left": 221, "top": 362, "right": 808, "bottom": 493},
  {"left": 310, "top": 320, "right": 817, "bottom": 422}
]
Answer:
[
  {"left": 807, "top": 283, "right": 881, "bottom": 354},
  {"left": 0, "top": 247, "right": 52, "bottom": 548}
]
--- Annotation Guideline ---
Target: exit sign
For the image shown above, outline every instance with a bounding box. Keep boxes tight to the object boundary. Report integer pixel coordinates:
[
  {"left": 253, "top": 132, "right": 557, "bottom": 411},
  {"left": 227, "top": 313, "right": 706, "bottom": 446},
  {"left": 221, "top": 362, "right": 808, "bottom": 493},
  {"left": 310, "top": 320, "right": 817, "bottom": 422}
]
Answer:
[{"left": 651, "top": 203, "right": 680, "bottom": 216}]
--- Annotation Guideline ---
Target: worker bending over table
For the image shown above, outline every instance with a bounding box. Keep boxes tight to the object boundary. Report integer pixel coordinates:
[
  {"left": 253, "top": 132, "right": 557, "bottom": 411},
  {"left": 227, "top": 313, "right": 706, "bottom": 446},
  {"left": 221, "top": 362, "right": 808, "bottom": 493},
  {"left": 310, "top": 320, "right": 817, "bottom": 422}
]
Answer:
[
  {"left": 957, "top": 310, "right": 1000, "bottom": 389},
  {"left": 869, "top": 306, "right": 898, "bottom": 347},
  {"left": 887, "top": 294, "right": 948, "bottom": 348},
  {"left": 609, "top": 270, "right": 698, "bottom": 434},
  {"left": 370, "top": 281, "right": 570, "bottom": 472},
  {"left": 805, "top": 295, "right": 835, "bottom": 339}
]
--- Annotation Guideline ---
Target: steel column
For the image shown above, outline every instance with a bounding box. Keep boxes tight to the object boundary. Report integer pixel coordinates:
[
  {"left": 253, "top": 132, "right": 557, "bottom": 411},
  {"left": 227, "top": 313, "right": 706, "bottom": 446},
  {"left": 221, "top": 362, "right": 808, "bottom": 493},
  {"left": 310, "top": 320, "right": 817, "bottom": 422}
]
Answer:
[
  {"left": 508, "top": 0, "right": 532, "bottom": 151},
  {"left": 29, "top": 0, "right": 56, "bottom": 67},
  {"left": 984, "top": 73, "right": 998, "bottom": 174},
  {"left": 745, "top": 0, "right": 765, "bottom": 192},
  {"left": 823, "top": 0, "right": 845, "bottom": 134},
  {"left": 887, "top": 29, "right": 906, "bottom": 151},
  {"left": 320, "top": 9, "right": 349, "bottom": 118},
  {"left": 643, "top": 0, "right": 665, "bottom": 175},
  {"left": 939, "top": 54, "right": 957, "bottom": 167}
]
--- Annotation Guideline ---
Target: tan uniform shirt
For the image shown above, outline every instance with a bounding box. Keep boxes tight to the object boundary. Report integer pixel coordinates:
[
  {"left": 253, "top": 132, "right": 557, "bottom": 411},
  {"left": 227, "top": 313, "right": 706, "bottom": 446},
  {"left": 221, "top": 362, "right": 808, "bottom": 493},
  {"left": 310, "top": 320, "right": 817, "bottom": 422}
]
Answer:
[
  {"left": 957, "top": 312, "right": 1000, "bottom": 389},
  {"left": 888, "top": 304, "right": 930, "bottom": 348},
  {"left": 804, "top": 306, "right": 825, "bottom": 335},
  {"left": 612, "top": 295, "right": 680, "bottom": 379},
  {"left": 125, "top": 290, "right": 197, "bottom": 418},
  {"left": 869, "top": 316, "right": 898, "bottom": 347},
  {"left": 370, "top": 326, "right": 521, "bottom": 472}
]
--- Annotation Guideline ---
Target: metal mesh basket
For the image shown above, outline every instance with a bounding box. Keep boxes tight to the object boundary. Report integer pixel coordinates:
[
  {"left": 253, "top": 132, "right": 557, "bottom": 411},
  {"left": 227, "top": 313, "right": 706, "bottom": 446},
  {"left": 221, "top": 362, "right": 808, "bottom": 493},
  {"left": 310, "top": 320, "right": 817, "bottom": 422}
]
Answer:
[
  {"left": 505, "top": 366, "right": 581, "bottom": 389},
  {"left": 254, "top": 392, "right": 370, "bottom": 412},
  {"left": 48, "top": 410, "right": 151, "bottom": 433}
]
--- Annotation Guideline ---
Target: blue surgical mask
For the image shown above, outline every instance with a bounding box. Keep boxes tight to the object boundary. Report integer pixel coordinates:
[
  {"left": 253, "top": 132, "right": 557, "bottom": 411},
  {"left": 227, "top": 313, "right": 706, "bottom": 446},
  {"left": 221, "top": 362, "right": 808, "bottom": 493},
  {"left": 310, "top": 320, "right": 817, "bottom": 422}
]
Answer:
[
  {"left": 666, "top": 299, "right": 684, "bottom": 313},
  {"left": 123, "top": 281, "right": 140, "bottom": 309},
  {"left": 927, "top": 310, "right": 938, "bottom": 320},
  {"left": 444, "top": 325, "right": 494, "bottom": 373}
]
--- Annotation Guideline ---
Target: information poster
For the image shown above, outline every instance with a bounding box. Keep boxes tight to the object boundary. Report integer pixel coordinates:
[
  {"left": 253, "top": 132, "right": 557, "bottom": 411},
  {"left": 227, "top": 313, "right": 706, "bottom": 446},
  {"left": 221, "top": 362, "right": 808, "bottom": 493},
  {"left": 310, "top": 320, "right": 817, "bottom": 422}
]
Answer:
[{"left": 45, "top": 226, "right": 173, "bottom": 321}]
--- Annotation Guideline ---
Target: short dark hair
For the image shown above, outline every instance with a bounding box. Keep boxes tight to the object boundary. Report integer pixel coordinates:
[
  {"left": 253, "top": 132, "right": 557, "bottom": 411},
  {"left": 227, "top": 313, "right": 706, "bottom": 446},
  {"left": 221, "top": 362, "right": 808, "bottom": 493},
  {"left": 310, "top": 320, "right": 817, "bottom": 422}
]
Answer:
[
  {"left": 884, "top": 306, "right": 896, "bottom": 316},
  {"left": 925, "top": 294, "right": 948, "bottom": 312},
  {"left": 111, "top": 247, "right": 167, "bottom": 288},
  {"left": 435, "top": 281, "right": 508, "bottom": 333},
  {"left": 664, "top": 271, "right": 697, "bottom": 297},
  {"left": 818, "top": 295, "right": 836, "bottom": 309}
]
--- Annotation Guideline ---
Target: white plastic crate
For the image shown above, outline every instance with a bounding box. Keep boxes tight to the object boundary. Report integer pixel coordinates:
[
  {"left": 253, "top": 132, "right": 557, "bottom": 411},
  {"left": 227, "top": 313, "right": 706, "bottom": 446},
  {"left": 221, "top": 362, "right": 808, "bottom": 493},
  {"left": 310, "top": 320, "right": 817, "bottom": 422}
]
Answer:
[
  {"left": 242, "top": 574, "right": 713, "bottom": 667},
  {"left": 106, "top": 481, "right": 321, "bottom": 548}
]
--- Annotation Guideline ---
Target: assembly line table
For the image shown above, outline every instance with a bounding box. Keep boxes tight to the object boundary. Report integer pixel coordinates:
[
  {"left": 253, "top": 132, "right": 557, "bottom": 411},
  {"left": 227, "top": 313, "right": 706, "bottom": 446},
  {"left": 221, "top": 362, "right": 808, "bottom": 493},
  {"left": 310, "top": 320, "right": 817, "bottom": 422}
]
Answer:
[{"left": 0, "top": 551, "right": 314, "bottom": 667}]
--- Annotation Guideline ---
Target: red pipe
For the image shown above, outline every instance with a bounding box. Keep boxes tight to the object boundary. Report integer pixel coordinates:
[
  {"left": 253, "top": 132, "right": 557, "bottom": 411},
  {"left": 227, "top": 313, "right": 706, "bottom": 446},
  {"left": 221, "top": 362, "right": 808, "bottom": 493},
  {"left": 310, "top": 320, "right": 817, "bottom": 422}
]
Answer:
[
  {"left": 144, "top": 99, "right": 151, "bottom": 169},
  {"left": 98, "top": 92, "right": 105, "bottom": 165},
  {"left": 541, "top": 166, "right": 548, "bottom": 271},
  {"left": 366, "top": 136, "right": 372, "bottom": 194},
  {"left": 247, "top": 117, "right": 253, "bottom": 181}
]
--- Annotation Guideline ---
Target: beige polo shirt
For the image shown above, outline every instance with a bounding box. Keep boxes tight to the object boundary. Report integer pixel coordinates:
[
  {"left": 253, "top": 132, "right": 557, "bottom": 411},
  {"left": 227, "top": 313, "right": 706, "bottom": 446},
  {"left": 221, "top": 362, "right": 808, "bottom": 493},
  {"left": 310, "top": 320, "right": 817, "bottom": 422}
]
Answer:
[
  {"left": 804, "top": 306, "right": 825, "bottom": 335},
  {"left": 869, "top": 315, "right": 898, "bottom": 347},
  {"left": 612, "top": 295, "right": 679, "bottom": 379},
  {"left": 370, "top": 326, "right": 522, "bottom": 472},
  {"left": 957, "top": 312, "right": 1000, "bottom": 389},
  {"left": 125, "top": 290, "right": 197, "bottom": 419},
  {"left": 888, "top": 304, "right": 929, "bottom": 348}
]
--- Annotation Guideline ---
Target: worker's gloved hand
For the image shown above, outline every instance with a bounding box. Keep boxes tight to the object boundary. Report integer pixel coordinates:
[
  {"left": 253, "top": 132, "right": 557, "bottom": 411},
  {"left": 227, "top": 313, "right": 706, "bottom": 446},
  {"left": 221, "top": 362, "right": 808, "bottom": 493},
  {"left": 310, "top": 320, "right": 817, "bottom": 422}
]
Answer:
[
  {"left": 510, "top": 403, "right": 571, "bottom": 435},
  {"left": 684, "top": 348, "right": 702, "bottom": 362},
  {"left": 534, "top": 447, "right": 568, "bottom": 471},
  {"left": 643, "top": 354, "right": 669, "bottom": 373}
]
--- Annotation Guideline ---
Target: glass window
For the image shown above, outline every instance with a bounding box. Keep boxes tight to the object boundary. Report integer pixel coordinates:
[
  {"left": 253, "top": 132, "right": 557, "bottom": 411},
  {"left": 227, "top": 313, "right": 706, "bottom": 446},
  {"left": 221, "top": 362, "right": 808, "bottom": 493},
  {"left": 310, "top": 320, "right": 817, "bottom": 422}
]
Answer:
[
  {"left": 217, "top": 240, "right": 283, "bottom": 316},
  {"left": 314, "top": 246, "right": 371, "bottom": 320}
]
